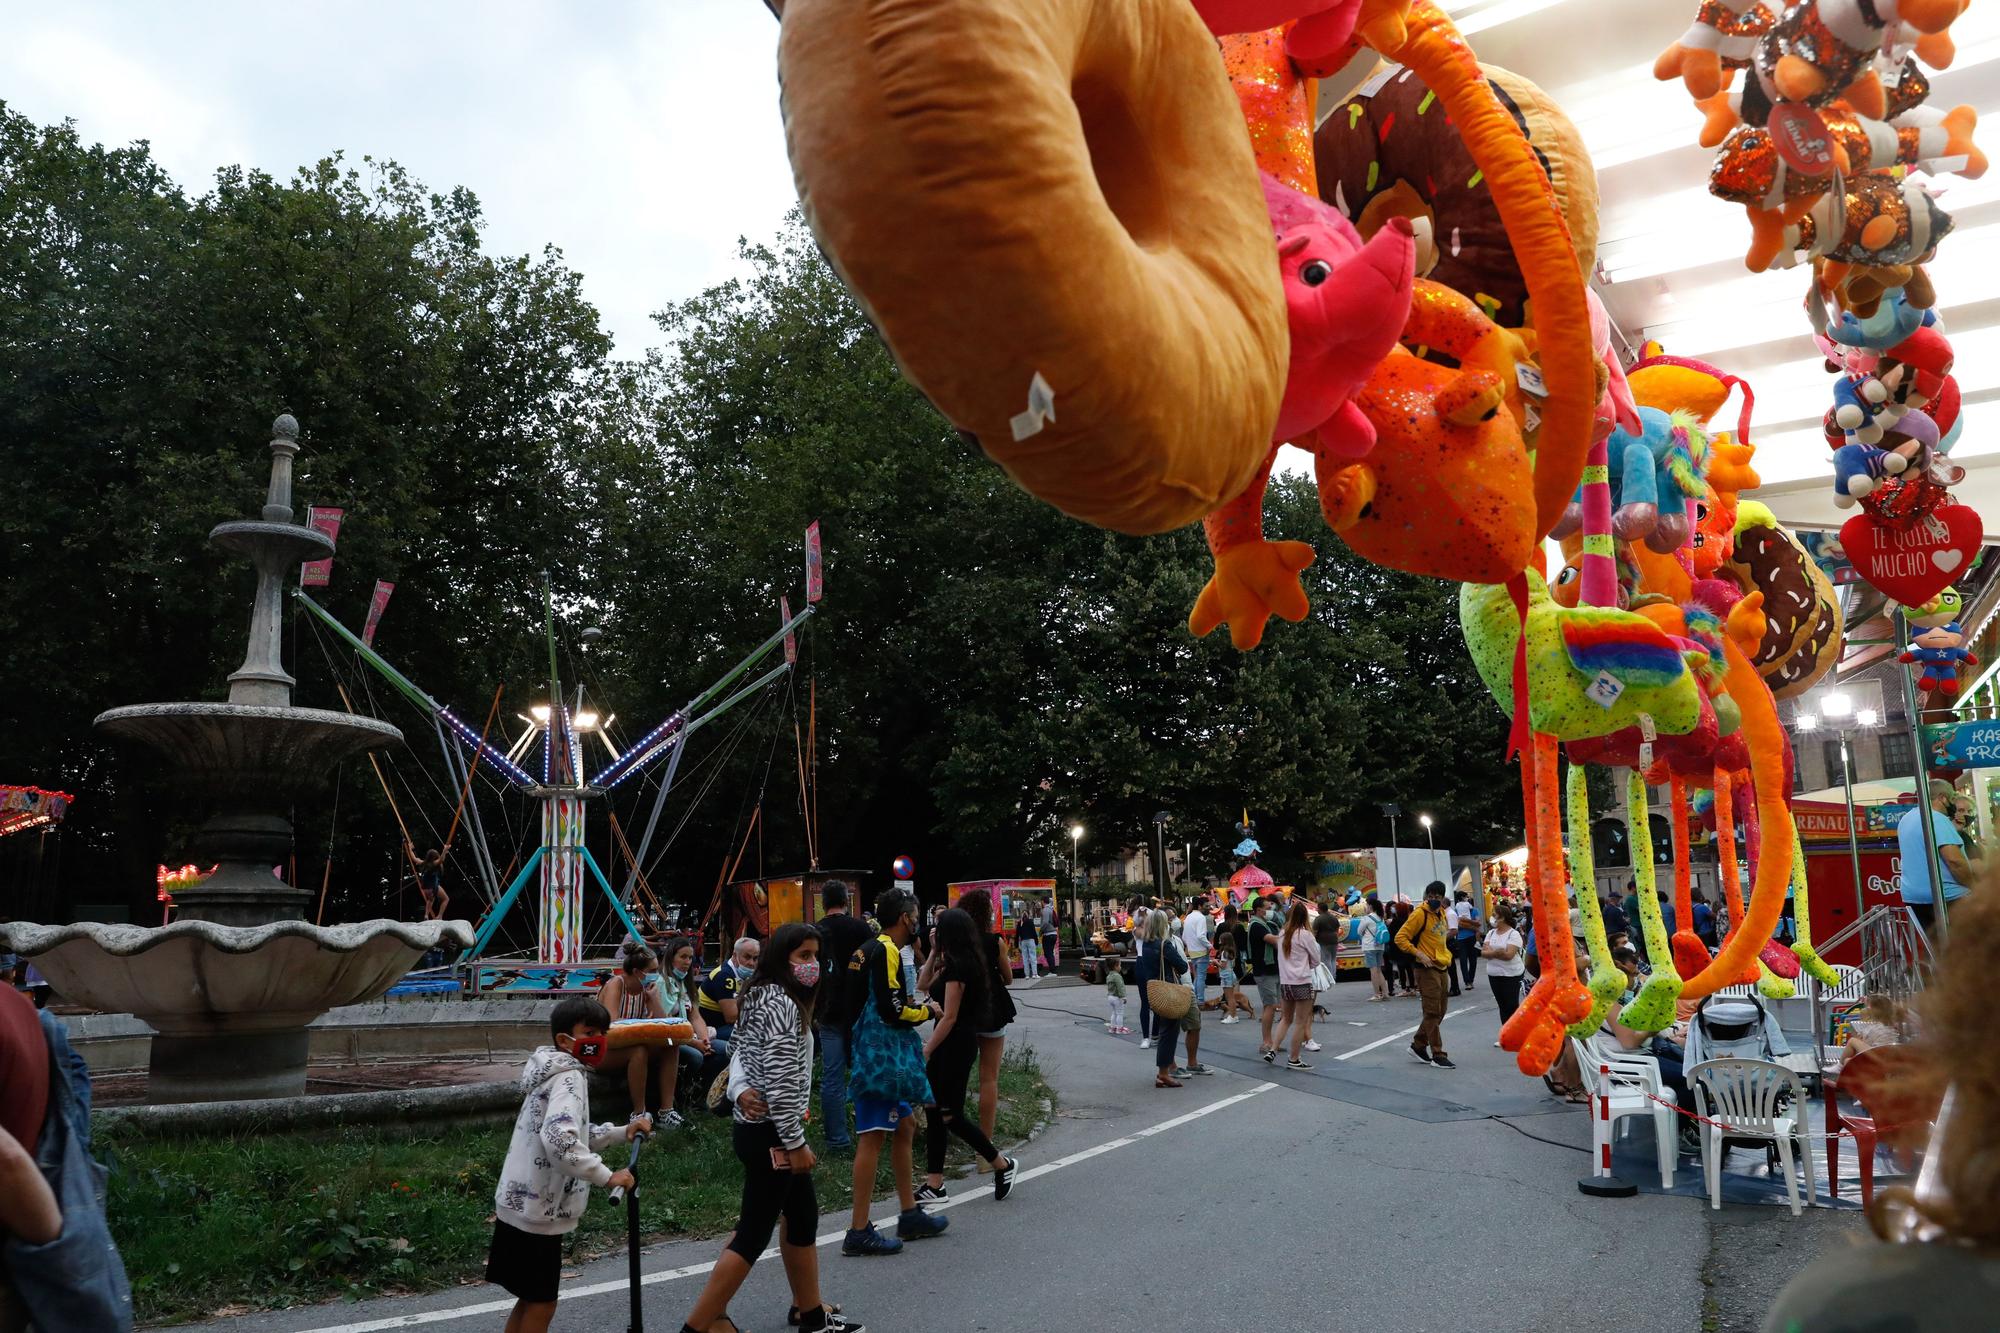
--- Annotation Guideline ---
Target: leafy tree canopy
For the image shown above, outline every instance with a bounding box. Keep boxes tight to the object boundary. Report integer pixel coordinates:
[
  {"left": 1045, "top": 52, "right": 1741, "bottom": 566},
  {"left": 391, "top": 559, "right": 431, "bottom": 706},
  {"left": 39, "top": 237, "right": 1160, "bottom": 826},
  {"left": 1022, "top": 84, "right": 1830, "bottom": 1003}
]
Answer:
[{"left": 0, "top": 103, "right": 1519, "bottom": 932}]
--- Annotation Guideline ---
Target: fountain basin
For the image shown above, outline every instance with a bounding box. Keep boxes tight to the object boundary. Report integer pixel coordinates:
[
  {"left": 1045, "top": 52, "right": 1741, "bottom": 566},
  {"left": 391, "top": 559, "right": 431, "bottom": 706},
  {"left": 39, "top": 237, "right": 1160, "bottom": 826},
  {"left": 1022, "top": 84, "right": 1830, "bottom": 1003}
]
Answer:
[
  {"left": 94, "top": 702, "right": 400, "bottom": 800},
  {"left": 3, "top": 918, "right": 472, "bottom": 1102}
]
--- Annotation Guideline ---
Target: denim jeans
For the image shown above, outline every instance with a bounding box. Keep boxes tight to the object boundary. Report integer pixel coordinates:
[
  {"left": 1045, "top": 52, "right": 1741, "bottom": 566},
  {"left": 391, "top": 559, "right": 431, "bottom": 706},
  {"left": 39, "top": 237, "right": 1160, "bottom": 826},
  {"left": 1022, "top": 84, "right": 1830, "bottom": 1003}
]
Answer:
[
  {"left": 1186, "top": 953, "right": 1208, "bottom": 1006},
  {"left": 816, "top": 1023, "right": 853, "bottom": 1148},
  {"left": 1018, "top": 938, "right": 1040, "bottom": 979}
]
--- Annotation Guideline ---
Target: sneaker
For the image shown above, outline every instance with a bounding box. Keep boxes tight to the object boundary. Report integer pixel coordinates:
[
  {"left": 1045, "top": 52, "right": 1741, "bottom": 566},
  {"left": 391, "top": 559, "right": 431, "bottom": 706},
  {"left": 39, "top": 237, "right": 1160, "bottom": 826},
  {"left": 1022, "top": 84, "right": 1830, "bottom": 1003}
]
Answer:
[
  {"left": 1185, "top": 1063, "right": 1214, "bottom": 1075},
  {"left": 793, "top": 1306, "right": 866, "bottom": 1333},
  {"left": 1303, "top": 1039, "right": 1322, "bottom": 1052},
  {"left": 896, "top": 1206, "right": 949, "bottom": 1241},
  {"left": 1431, "top": 1054, "right": 1458, "bottom": 1070},
  {"left": 1410, "top": 1042, "right": 1433, "bottom": 1065},
  {"left": 1287, "top": 1058, "right": 1313, "bottom": 1071},
  {"left": 842, "top": 1224, "right": 903, "bottom": 1257},
  {"left": 1139, "top": 1038, "right": 1153, "bottom": 1050},
  {"left": 1172, "top": 1066, "right": 1194, "bottom": 1078},
  {"left": 1221, "top": 1015, "right": 1239, "bottom": 1024},
  {"left": 993, "top": 1156, "right": 1018, "bottom": 1201},
  {"left": 661, "top": 1109, "right": 686, "bottom": 1129},
  {"left": 1261, "top": 1048, "right": 1277, "bottom": 1064},
  {"left": 913, "top": 1183, "right": 948, "bottom": 1204}
]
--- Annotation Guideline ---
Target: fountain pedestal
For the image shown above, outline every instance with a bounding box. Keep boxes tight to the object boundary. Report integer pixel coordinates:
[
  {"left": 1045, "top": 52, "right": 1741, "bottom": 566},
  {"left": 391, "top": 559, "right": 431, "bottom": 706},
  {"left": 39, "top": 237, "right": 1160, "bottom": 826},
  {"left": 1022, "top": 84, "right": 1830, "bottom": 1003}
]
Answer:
[{"left": 1, "top": 415, "right": 472, "bottom": 1102}]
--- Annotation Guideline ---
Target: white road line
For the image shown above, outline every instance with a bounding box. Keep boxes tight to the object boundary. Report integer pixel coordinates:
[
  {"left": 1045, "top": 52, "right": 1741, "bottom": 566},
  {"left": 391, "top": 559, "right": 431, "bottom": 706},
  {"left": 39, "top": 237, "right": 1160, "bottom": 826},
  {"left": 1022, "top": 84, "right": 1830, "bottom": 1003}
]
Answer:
[
  {"left": 293, "top": 1082, "right": 1275, "bottom": 1333},
  {"left": 1335, "top": 1003, "right": 1484, "bottom": 1061}
]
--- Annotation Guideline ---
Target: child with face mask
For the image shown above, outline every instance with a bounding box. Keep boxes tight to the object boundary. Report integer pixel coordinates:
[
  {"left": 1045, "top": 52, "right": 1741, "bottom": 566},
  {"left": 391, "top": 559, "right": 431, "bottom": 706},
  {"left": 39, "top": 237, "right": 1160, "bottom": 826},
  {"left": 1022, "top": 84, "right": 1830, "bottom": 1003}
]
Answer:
[
  {"left": 487, "top": 996, "right": 648, "bottom": 1333},
  {"left": 678, "top": 922, "right": 865, "bottom": 1333}
]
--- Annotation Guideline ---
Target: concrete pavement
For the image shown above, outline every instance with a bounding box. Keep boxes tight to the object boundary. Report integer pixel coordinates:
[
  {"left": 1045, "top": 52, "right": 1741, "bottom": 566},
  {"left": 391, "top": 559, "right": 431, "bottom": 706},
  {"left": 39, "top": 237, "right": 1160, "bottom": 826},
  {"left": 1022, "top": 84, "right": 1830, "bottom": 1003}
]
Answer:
[{"left": 179, "top": 977, "right": 1854, "bottom": 1332}]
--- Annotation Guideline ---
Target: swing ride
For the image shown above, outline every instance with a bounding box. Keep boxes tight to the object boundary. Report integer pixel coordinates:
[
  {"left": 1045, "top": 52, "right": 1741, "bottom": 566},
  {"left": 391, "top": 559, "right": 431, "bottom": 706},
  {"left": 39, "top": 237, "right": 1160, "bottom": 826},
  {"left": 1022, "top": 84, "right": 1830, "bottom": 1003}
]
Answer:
[{"left": 291, "top": 530, "right": 828, "bottom": 991}]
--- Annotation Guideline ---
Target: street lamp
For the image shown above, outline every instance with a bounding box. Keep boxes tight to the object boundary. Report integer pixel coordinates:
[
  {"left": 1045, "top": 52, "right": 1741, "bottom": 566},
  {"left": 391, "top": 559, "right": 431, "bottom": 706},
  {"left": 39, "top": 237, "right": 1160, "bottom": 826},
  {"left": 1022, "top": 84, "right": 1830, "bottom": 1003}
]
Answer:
[
  {"left": 1794, "top": 691, "right": 1878, "bottom": 926},
  {"left": 1419, "top": 813, "right": 1437, "bottom": 883},
  {"left": 1152, "top": 811, "right": 1171, "bottom": 901},
  {"left": 1069, "top": 824, "right": 1084, "bottom": 929},
  {"left": 1380, "top": 803, "right": 1403, "bottom": 903}
]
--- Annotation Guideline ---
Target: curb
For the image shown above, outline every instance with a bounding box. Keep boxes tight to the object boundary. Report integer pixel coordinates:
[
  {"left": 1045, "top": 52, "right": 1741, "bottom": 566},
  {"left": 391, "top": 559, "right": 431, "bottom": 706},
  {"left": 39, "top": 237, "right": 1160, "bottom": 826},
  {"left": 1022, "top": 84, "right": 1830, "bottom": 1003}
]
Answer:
[{"left": 95, "top": 1079, "right": 519, "bottom": 1138}]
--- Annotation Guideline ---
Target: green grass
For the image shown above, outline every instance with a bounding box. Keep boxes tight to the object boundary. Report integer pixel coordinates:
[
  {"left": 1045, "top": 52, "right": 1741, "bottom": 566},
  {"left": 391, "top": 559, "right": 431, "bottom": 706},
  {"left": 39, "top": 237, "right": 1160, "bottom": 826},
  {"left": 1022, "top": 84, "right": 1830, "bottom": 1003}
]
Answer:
[{"left": 105, "top": 1045, "right": 1052, "bottom": 1325}]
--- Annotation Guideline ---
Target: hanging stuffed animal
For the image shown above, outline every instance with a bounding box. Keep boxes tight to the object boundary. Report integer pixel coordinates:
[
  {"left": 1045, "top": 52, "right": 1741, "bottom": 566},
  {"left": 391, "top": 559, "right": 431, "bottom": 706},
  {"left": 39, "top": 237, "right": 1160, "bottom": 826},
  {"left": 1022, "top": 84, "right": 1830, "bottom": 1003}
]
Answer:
[
  {"left": 1821, "top": 338, "right": 1897, "bottom": 445},
  {"left": 1553, "top": 407, "right": 1711, "bottom": 553},
  {"left": 1901, "top": 617, "right": 1977, "bottom": 693},
  {"left": 1777, "top": 172, "right": 1954, "bottom": 268},
  {"left": 1264, "top": 176, "right": 1419, "bottom": 449},
  {"left": 1656, "top": 2, "right": 1776, "bottom": 100},
  {"left": 1750, "top": 0, "right": 1968, "bottom": 117},
  {"left": 1825, "top": 285, "right": 1940, "bottom": 349}
]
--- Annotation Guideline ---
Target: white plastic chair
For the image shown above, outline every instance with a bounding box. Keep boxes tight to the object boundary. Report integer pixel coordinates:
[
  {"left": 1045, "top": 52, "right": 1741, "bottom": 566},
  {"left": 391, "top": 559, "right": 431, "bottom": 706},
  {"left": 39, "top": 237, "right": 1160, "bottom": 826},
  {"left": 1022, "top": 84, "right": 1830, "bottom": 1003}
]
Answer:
[
  {"left": 1814, "top": 964, "right": 1866, "bottom": 1007},
  {"left": 1710, "top": 982, "right": 1760, "bottom": 999},
  {"left": 1573, "top": 1036, "right": 1678, "bottom": 1189},
  {"left": 1689, "top": 1058, "right": 1816, "bottom": 1216}
]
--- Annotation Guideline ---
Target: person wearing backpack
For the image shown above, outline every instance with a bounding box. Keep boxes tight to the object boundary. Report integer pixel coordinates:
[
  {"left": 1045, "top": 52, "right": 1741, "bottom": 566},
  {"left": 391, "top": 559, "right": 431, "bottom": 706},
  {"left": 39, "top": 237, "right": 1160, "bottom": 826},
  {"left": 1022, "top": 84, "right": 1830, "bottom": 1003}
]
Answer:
[{"left": 1346, "top": 898, "right": 1391, "bottom": 1001}]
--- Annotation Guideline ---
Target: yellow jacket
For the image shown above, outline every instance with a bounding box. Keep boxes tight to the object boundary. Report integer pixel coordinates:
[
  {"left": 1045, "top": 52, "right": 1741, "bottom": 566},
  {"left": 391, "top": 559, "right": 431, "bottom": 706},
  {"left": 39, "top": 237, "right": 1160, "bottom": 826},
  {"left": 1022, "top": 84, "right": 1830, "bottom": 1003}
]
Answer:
[{"left": 1395, "top": 903, "right": 1451, "bottom": 970}]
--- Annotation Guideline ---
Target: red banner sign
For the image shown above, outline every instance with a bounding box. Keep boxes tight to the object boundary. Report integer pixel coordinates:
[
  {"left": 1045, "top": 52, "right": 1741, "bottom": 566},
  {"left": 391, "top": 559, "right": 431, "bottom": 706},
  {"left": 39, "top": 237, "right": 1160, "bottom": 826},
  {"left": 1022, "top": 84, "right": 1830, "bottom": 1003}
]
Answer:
[
  {"left": 300, "top": 507, "right": 344, "bottom": 586},
  {"left": 1840, "top": 503, "right": 1983, "bottom": 605},
  {"left": 361, "top": 579, "right": 396, "bottom": 647},
  {"left": 781, "top": 595, "right": 797, "bottom": 665},
  {"left": 805, "top": 521, "right": 823, "bottom": 604}
]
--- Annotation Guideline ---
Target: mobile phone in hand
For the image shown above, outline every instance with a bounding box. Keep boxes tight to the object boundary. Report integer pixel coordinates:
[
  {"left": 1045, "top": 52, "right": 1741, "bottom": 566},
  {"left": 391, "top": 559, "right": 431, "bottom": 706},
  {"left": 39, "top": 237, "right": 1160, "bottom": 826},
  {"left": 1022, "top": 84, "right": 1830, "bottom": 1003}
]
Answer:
[{"left": 770, "top": 1147, "right": 793, "bottom": 1171}]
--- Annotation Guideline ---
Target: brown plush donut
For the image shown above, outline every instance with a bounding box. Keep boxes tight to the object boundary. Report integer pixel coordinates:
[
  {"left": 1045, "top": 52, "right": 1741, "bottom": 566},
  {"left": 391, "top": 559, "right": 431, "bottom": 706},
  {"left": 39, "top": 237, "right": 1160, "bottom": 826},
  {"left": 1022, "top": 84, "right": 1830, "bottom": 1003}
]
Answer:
[
  {"left": 777, "top": 0, "right": 1288, "bottom": 535},
  {"left": 1313, "top": 62, "right": 1597, "bottom": 330},
  {"left": 1724, "top": 502, "right": 1843, "bottom": 701}
]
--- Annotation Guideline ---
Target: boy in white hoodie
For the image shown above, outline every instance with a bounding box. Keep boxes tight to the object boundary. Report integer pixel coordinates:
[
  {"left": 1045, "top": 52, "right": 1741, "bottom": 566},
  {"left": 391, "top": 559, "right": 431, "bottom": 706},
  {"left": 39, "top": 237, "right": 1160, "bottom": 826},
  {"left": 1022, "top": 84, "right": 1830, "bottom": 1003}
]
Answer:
[{"left": 487, "top": 995, "right": 648, "bottom": 1332}]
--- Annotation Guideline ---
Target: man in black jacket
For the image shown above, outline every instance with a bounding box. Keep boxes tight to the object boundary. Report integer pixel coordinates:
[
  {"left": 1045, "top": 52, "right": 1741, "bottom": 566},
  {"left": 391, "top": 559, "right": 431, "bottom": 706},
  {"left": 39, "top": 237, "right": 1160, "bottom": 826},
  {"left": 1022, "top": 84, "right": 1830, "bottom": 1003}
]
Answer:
[{"left": 814, "top": 880, "right": 873, "bottom": 1153}]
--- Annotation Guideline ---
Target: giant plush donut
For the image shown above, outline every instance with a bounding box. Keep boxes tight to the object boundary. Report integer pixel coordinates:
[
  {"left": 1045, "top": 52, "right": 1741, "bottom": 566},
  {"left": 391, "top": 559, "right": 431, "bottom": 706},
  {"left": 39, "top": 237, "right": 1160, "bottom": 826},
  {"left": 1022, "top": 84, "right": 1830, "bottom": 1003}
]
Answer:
[{"left": 776, "top": 0, "right": 1288, "bottom": 535}]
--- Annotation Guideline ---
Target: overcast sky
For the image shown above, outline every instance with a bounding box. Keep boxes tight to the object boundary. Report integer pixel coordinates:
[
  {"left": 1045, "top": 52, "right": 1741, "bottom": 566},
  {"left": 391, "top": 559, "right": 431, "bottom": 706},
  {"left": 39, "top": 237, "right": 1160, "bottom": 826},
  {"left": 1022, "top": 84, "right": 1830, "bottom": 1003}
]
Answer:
[{"left": 1, "top": 0, "right": 795, "bottom": 359}]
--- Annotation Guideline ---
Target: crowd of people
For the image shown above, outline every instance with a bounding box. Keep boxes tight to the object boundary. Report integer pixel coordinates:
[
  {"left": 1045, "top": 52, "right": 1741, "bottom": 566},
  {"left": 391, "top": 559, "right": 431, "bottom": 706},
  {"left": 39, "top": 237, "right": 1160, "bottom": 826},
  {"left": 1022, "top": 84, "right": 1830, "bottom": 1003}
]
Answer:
[
  {"left": 1104, "top": 879, "right": 1516, "bottom": 1081},
  {"left": 483, "top": 879, "right": 1026, "bottom": 1333}
]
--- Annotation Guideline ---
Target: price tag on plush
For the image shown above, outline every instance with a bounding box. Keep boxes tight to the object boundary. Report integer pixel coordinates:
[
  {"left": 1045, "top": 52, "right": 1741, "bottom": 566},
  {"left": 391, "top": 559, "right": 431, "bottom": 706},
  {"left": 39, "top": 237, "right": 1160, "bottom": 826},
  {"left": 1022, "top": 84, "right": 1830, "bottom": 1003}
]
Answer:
[
  {"left": 1839, "top": 503, "right": 1984, "bottom": 605},
  {"left": 1768, "top": 103, "right": 1836, "bottom": 176}
]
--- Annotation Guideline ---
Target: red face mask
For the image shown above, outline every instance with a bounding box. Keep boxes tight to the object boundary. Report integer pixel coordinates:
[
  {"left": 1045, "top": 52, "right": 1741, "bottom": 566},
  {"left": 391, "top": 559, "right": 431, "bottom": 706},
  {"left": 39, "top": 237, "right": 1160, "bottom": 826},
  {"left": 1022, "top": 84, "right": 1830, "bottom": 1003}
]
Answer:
[{"left": 567, "top": 1035, "right": 609, "bottom": 1068}]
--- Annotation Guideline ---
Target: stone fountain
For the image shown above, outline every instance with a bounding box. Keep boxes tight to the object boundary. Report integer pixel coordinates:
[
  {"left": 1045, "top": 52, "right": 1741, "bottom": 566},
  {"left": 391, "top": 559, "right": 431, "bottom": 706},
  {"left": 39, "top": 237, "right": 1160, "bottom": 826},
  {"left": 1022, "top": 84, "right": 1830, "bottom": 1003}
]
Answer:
[{"left": 3, "top": 417, "right": 471, "bottom": 1103}]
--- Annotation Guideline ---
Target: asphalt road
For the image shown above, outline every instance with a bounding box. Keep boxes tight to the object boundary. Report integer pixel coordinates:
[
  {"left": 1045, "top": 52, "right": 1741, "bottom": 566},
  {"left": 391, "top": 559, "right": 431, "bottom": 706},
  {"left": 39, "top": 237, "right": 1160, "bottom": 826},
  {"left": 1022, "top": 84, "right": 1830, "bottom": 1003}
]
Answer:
[{"left": 183, "top": 976, "right": 1847, "bottom": 1333}]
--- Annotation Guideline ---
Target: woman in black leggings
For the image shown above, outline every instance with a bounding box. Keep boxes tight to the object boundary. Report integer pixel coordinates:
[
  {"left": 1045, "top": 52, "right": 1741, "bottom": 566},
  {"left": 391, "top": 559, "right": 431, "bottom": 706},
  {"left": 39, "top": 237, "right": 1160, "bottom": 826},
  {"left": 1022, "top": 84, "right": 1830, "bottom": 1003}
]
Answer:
[
  {"left": 916, "top": 910, "right": 1018, "bottom": 1202},
  {"left": 678, "top": 923, "right": 863, "bottom": 1333}
]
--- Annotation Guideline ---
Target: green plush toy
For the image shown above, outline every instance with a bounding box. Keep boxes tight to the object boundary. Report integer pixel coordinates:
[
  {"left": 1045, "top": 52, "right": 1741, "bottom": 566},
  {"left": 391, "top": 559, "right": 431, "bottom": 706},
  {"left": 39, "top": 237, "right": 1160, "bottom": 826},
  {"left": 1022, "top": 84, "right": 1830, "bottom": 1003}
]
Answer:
[
  {"left": 1619, "top": 769, "right": 1685, "bottom": 1033},
  {"left": 1460, "top": 568, "right": 1703, "bottom": 741},
  {"left": 1565, "top": 762, "right": 1627, "bottom": 1040}
]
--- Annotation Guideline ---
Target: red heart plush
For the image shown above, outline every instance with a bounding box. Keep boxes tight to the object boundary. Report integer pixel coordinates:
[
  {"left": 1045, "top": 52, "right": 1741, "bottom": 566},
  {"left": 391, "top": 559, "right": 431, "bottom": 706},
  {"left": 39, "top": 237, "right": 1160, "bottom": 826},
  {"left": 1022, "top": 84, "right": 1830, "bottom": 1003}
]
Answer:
[{"left": 1841, "top": 503, "right": 1984, "bottom": 604}]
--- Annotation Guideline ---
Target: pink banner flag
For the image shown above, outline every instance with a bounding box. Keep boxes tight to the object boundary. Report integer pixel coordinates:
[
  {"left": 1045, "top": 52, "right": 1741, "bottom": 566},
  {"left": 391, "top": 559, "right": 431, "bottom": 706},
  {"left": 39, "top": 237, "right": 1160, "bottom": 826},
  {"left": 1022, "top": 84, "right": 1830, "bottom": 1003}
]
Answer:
[
  {"left": 361, "top": 580, "right": 396, "bottom": 648},
  {"left": 805, "top": 521, "right": 823, "bottom": 604},
  {"left": 300, "top": 507, "right": 344, "bottom": 586},
  {"left": 782, "top": 596, "right": 797, "bottom": 665}
]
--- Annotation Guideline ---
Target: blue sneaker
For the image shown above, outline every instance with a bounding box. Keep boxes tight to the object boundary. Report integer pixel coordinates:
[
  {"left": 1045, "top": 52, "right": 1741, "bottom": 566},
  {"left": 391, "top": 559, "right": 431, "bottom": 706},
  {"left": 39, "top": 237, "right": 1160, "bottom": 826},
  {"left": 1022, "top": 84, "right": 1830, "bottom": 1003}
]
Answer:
[
  {"left": 895, "top": 1206, "right": 949, "bottom": 1241},
  {"left": 841, "top": 1224, "right": 903, "bottom": 1257}
]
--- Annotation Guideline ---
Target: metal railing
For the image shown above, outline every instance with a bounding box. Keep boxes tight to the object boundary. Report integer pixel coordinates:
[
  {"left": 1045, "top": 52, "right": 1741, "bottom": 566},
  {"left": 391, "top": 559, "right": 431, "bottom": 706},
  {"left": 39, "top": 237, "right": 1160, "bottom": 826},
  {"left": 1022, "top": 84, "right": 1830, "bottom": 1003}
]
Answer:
[{"left": 1807, "top": 904, "right": 1932, "bottom": 1066}]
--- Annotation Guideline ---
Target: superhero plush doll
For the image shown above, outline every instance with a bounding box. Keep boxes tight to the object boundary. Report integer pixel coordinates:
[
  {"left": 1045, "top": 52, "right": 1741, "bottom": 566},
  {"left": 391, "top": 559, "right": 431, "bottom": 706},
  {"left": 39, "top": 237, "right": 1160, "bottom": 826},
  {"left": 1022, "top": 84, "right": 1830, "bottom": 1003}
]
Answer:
[{"left": 1901, "top": 619, "right": 1977, "bottom": 694}]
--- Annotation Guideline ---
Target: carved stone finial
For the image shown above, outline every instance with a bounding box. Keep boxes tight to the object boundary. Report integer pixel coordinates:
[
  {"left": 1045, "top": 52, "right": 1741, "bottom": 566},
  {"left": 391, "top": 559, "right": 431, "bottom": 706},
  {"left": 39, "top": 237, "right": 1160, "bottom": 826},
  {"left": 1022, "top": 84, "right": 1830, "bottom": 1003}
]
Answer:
[{"left": 272, "top": 414, "right": 299, "bottom": 442}]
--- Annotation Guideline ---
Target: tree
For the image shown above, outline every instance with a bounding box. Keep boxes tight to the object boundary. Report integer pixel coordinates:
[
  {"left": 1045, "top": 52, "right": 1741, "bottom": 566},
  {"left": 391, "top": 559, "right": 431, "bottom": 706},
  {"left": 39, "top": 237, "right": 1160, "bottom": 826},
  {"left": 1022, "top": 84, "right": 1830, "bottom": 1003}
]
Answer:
[
  {"left": 0, "top": 104, "right": 626, "bottom": 921},
  {"left": 4, "top": 100, "right": 1523, "bottom": 931}
]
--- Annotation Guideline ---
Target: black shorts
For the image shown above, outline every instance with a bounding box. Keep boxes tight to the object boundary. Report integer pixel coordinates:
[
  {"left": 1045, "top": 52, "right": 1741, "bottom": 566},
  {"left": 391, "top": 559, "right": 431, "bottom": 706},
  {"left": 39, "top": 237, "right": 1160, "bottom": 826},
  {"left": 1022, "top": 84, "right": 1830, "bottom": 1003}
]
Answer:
[{"left": 486, "top": 1218, "right": 562, "bottom": 1304}]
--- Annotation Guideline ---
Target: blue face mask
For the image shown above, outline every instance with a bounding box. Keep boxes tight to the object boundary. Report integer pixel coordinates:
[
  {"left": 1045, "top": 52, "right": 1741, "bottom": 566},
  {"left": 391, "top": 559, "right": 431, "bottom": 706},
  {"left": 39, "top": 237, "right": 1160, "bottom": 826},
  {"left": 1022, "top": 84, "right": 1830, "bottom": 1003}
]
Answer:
[{"left": 673, "top": 967, "right": 690, "bottom": 980}]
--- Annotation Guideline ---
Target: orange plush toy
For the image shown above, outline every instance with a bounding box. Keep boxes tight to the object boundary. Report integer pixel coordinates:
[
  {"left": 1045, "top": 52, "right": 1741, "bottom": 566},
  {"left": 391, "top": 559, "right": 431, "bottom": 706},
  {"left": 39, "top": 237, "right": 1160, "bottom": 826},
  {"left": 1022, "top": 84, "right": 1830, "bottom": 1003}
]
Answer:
[
  {"left": 776, "top": 0, "right": 1288, "bottom": 535},
  {"left": 1190, "top": 279, "right": 1535, "bottom": 648}
]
